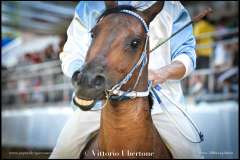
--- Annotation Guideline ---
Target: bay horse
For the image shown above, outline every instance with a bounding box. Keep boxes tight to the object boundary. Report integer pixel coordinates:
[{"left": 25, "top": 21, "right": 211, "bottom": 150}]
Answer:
[{"left": 72, "top": 1, "right": 172, "bottom": 159}]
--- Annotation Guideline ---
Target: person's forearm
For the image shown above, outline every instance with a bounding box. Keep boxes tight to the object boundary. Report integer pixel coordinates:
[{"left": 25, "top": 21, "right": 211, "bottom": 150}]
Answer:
[
  {"left": 162, "top": 60, "right": 186, "bottom": 80},
  {"left": 148, "top": 60, "right": 186, "bottom": 85}
]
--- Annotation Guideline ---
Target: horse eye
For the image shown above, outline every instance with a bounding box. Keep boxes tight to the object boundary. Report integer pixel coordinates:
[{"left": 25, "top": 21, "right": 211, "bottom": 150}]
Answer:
[
  {"left": 91, "top": 32, "right": 96, "bottom": 39},
  {"left": 130, "top": 40, "right": 140, "bottom": 49}
]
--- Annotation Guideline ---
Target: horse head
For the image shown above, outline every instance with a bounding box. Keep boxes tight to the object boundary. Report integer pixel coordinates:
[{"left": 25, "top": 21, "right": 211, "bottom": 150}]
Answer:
[{"left": 72, "top": 1, "right": 164, "bottom": 110}]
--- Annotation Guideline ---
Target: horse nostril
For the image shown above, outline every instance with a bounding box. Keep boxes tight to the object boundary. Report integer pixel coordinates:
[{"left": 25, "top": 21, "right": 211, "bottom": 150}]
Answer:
[
  {"left": 72, "top": 71, "right": 81, "bottom": 85},
  {"left": 93, "top": 75, "right": 106, "bottom": 88}
]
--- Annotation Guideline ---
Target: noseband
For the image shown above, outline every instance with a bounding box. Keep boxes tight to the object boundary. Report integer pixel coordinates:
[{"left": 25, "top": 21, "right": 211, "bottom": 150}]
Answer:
[{"left": 99, "top": 9, "right": 152, "bottom": 101}]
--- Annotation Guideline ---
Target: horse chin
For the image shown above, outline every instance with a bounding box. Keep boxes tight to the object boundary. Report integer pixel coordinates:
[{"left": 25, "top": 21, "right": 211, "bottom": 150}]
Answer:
[
  {"left": 73, "top": 96, "right": 96, "bottom": 111},
  {"left": 73, "top": 91, "right": 105, "bottom": 111}
]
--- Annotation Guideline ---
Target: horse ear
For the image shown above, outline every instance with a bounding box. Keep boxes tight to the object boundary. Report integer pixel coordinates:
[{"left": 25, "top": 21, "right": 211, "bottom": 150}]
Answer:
[
  {"left": 105, "top": 1, "right": 118, "bottom": 9},
  {"left": 142, "top": 1, "right": 164, "bottom": 24}
]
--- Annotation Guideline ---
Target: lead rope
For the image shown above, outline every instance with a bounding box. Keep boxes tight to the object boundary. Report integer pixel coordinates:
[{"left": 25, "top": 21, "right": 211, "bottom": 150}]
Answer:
[
  {"left": 151, "top": 86, "right": 204, "bottom": 143},
  {"left": 160, "top": 90, "right": 204, "bottom": 143},
  {"left": 146, "top": 8, "right": 213, "bottom": 143}
]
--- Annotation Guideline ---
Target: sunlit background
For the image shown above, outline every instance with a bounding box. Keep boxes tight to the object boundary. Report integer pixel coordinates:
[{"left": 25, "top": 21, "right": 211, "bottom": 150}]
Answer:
[{"left": 1, "top": 1, "right": 239, "bottom": 159}]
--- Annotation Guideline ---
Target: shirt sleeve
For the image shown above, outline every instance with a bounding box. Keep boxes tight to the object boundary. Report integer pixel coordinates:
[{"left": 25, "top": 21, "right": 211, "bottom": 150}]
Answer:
[
  {"left": 59, "top": 2, "right": 104, "bottom": 78},
  {"left": 170, "top": 2, "right": 196, "bottom": 79},
  {"left": 59, "top": 14, "right": 87, "bottom": 78}
]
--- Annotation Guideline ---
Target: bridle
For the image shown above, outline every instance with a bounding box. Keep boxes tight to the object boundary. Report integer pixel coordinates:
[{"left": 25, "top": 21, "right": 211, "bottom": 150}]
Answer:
[{"left": 102, "top": 9, "right": 152, "bottom": 101}]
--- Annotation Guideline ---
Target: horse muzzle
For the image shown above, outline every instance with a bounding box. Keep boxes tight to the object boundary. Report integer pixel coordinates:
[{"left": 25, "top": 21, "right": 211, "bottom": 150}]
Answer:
[{"left": 71, "top": 67, "right": 108, "bottom": 110}]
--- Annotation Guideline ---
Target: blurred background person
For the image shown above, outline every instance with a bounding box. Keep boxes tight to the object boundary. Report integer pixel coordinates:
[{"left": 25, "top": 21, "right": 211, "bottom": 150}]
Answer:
[{"left": 190, "top": 15, "right": 216, "bottom": 94}]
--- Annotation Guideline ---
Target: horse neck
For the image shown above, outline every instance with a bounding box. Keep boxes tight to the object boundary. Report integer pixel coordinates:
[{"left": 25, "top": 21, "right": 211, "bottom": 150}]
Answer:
[{"left": 98, "top": 62, "right": 156, "bottom": 151}]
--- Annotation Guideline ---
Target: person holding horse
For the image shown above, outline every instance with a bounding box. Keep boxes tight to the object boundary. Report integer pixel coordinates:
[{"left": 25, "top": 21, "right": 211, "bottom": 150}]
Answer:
[{"left": 50, "top": 1, "right": 203, "bottom": 159}]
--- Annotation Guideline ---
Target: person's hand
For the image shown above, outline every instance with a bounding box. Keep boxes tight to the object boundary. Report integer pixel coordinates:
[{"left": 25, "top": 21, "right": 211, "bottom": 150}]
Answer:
[
  {"left": 148, "top": 68, "right": 169, "bottom": 86},
  {"left": 148, "top": 61, "right": 186, "bottom": 86}
]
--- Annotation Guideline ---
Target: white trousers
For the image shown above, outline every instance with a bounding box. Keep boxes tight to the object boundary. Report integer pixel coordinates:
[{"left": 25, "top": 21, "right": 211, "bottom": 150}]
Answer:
[{"left": 49, "top": 106, "right": 203, "bottom": 159}]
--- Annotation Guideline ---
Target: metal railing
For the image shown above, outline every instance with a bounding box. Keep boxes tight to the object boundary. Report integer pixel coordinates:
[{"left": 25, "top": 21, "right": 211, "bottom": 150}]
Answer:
[
  {"left": 2, "top": 60, "right": 74, "bottom": 109},
  {"left": 193, "top": 28, "right": 238, "bottom": 95}
]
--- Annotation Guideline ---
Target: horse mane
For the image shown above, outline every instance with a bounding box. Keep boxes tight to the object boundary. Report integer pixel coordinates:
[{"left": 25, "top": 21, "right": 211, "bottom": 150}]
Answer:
[{"left": 96, "top": 5, "right": 139, "bottom": 23}]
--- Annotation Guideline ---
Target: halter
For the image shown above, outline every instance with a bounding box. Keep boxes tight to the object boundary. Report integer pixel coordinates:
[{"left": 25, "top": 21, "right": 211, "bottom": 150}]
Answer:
[{"left": 104, "top": 9, "right": 151, "bottom": 100}]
